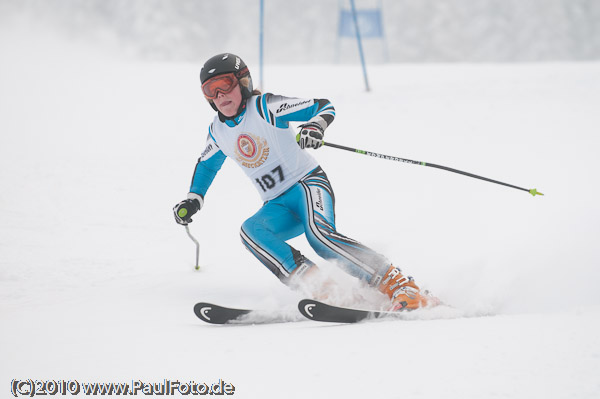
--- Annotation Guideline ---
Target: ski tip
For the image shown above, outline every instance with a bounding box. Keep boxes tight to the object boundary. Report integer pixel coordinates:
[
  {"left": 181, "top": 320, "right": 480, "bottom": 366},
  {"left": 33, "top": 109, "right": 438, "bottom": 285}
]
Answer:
[
  {"left": 298, "top": 299, "right": 320, "bottom": 320},
  {"left": 298, "top": 300, "right": 316, "bottom": 319},
  {"left": 194, "top": 302, "right": 217, "bottom": 323},
  {"left": 298, "top": 299, "right": 371, "bottom": 323},
  {"left": 193, "top": 302, "right": 252, "bottom": 324}
]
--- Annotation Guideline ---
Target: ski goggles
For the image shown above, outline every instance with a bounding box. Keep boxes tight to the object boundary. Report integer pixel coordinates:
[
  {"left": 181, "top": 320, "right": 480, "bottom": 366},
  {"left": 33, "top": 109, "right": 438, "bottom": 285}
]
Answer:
[{"left": 201, "top": 73, "right": 239, "bottom": 99}]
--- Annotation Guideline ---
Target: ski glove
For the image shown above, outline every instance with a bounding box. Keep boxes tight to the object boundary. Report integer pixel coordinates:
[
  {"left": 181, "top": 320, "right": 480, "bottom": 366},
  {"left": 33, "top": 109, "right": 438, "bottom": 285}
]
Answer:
[
  {"left": 296, "top": 122, "right": 324, "bottom": 149},
  {"left": 173, "top": 195, "right": 203, "bottom": 225}
]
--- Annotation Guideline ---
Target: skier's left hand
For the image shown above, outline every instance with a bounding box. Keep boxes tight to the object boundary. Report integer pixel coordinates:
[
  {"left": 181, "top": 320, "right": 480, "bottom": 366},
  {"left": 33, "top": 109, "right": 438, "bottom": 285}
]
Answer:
[
  {"left": 173, "top": 195, "right": 203, "bottom": 225},
  {"left": 296, "top": 122, "right": 324, "bottom": 149}
]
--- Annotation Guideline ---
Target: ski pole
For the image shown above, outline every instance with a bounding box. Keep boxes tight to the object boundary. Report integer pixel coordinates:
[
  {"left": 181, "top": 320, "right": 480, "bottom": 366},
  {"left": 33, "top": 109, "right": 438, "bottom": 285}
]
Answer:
[
  {"left": 323, "top": 141, "right": 543, "bottom": 196},
  {"left": 185, "top": 225, "right": 201, "bottom": 270}
]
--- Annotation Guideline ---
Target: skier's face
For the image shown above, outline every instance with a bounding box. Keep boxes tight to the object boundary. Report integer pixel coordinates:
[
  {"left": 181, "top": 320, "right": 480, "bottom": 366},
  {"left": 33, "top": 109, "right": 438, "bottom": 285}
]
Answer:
[{"left": 213, "top": 85, "right": 242, "bottom": 117}]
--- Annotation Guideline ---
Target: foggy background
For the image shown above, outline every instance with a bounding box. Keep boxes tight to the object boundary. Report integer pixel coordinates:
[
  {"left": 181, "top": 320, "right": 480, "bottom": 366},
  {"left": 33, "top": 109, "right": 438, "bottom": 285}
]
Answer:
[
  {"left": 1, "top": 0, "right": 599, "bottom": 64},
  {"left": 2, "top": 1, "right": 600, "bottom": 398}
]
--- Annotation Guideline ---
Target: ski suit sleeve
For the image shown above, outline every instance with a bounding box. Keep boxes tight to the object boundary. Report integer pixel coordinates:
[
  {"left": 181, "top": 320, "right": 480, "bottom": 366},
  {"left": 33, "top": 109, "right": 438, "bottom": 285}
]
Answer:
[
  {"left": 189, "top": 125, "right": 227, "bottom": 199},
  {"left": 255, "top": 93, "right": 335, "bottom": 131}
]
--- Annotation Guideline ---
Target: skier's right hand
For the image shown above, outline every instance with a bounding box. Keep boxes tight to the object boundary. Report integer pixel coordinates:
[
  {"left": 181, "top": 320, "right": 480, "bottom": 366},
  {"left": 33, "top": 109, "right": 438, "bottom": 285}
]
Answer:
[
  {"left": 173, "top": 194, "right": 203, "bottom": 225},
  {"left": 296, "top": 122, "right": 324, "bottom": 149}
]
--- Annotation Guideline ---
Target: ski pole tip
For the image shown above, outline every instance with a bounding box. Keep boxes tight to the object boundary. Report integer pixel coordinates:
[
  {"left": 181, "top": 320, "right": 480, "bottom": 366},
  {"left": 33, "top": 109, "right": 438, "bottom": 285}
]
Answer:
[{"left": 529, "top": 188, "right": 544, "bottom": 196}]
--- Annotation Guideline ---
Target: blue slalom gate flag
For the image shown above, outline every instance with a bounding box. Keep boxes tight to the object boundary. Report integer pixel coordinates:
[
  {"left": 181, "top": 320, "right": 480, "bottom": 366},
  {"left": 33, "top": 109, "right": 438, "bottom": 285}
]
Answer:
[{"left": 338, "top": 9, "right": 384, "bottom": 38}]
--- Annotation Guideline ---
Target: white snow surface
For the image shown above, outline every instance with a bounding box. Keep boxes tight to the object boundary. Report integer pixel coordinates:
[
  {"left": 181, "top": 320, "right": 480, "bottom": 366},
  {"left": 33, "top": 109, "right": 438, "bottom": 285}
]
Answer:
[{"left": 1, "top": 34, "right": 600, "bottom": 398}]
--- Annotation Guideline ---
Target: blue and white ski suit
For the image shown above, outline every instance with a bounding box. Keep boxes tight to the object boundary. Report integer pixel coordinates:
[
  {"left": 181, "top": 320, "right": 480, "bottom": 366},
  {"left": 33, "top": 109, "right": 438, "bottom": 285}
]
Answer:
[{"left": 189, "top": 93, "right": 390, "bottom": 285}]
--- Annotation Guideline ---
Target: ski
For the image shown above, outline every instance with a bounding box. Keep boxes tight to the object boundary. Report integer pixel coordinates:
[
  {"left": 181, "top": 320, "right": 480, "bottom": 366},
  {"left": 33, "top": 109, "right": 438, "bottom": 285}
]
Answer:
[
  {"left": 193, "top": 302, "right": 252, "bottom": 324},
  {"left": 298, "top": 299, "right": 400, "bottom": 323},
  {"left": 193, "top": 302, "right": 304, "bottom": 325},
  {"left": 194, "top": 300, "right": 405, "bottom": 324}
]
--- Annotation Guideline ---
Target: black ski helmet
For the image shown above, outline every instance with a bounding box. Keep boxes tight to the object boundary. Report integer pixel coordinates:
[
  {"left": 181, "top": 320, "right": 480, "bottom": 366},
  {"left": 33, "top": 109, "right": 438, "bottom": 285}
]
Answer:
[{"left": 200, "top": 53, "right": 253, "bottom": 111}]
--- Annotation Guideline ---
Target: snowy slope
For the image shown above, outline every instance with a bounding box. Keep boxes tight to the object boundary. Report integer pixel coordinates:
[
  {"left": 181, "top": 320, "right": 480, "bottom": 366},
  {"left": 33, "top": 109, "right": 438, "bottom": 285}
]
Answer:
[{"left": 1, "top": 34, "right": 600, "bottom": 398}]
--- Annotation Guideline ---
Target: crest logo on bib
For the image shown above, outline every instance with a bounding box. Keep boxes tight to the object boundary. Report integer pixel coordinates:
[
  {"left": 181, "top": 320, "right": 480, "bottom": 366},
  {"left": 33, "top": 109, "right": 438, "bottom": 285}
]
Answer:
[{"left": 235, "top": 133, "right": 269, "bottom": 168}]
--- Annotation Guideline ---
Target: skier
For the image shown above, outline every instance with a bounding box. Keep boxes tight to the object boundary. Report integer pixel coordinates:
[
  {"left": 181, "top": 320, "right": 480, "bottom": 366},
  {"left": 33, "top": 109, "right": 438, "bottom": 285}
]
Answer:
[{"left": 173, "top": 53, "right": 438, "bottom": 310}]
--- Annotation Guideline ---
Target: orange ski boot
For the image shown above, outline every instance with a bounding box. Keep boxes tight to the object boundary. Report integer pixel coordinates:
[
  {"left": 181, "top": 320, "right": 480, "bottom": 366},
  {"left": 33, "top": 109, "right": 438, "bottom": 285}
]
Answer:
[{"left": 377, "top": 265, "right": 440, "bottom": 310}]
